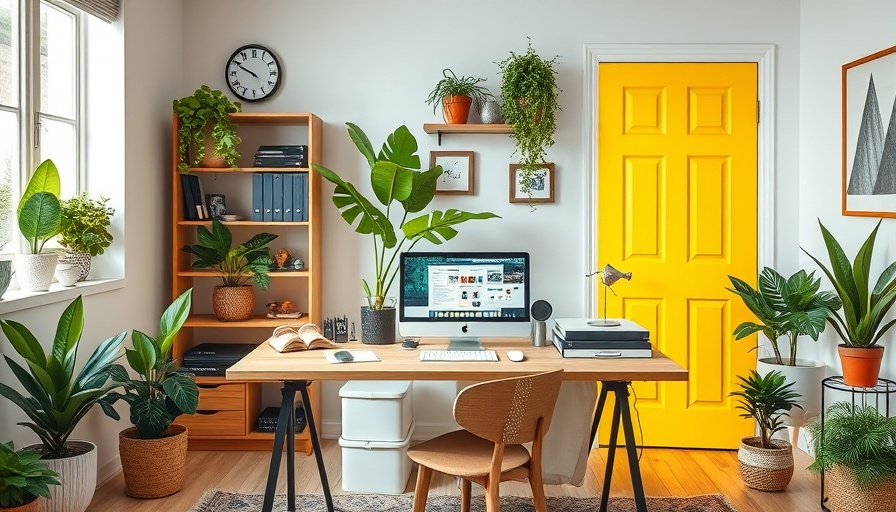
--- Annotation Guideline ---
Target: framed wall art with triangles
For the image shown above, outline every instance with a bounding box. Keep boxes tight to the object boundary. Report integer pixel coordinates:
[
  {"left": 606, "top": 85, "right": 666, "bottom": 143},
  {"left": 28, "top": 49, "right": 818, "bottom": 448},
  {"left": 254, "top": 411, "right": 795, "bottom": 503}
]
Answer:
[{"left": 843, "top": 44, "right": 896, "bottom": 217}]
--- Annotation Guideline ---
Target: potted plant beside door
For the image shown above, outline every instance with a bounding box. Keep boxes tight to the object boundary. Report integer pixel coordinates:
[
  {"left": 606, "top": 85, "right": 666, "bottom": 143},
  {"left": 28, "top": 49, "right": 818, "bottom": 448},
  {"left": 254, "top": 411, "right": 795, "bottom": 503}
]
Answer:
[
  {"left": 15, "top": 159, "right": 62, "bottom": 292},
  {"left": 311, "top": 123, "right": 499, "bottom": 344},
  {"left": 803, "top": 220, "right": 896, "bottom": 387}
]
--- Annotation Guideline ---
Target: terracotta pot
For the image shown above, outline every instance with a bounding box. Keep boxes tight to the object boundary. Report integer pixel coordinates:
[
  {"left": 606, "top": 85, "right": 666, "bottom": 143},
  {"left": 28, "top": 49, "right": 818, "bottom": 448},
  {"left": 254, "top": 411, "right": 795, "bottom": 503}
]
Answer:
[
  {"left": 212, "top": 285, "right": 255, "bottom": 321},
  {"left": 441, "top": 95, "right": 472, "bottom": 124},
  {"left": 199, "top": 124, "right": 227, "bottom": 168},
  {"left": 119, "top": 425, "right": 188, "bottom": 498},
  {"left": 737, "top": 437, "right": 793, "bottom": 492},
  {"left": 838, "top": 345, "right": 884, "bottom": 388},
  {"left": 0, "top": 498, "right": 40, "bottom": 512}
]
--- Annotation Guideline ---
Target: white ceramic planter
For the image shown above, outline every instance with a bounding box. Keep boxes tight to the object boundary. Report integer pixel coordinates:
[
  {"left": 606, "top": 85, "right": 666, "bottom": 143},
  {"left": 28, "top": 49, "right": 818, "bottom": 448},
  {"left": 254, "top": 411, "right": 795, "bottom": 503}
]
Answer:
[
  {"left": 15, "top": 253, "right": 58, "bottom": 292},
  {"left": 756, "top": 357, "right": 826, "bottom": 427},
  {"left": 25, "top": 441, "right": 97, "bottom": 512}
]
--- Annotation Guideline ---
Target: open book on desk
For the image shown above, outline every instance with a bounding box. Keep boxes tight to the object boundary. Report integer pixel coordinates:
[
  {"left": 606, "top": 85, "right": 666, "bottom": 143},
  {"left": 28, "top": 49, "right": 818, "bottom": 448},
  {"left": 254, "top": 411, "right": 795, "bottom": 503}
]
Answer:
[{"left": 268, "top": 324, "right": 338, "bottom": 353}]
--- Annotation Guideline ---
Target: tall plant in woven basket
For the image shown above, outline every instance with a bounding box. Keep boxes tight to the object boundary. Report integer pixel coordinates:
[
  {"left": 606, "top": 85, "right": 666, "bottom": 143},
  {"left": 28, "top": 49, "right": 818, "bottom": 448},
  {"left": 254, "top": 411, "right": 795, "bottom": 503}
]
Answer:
[
  {"left": 728, "top": 370, "right": 801, "bottom": 492},
  {"left": 808, "top": 402, "right": 896, "bottom": 512}
]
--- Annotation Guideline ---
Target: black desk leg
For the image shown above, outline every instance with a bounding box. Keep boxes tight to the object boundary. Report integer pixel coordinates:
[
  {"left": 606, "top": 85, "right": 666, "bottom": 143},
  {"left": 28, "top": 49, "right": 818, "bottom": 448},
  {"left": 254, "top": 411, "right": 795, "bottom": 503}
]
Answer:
[
  {"left": 617, "top": 384, "right": 648, "bottom": 512},
  {"left": 599, "top": 396, "right": 622, "bottom": 512},
  {"left": 299, "top": 381, "right": 334, "bottom": 512},
  {"left": 262, "top": 383, "right": 298, "bottom": 512},
  {"left": 596, "top": 382, "right": 648, "bottom": 512},
  {"left": 287, "top": 404, "right": 296, "bottom": 511},
  {"left": 589, "top": 383, "right": 610, "bottom": 450}
]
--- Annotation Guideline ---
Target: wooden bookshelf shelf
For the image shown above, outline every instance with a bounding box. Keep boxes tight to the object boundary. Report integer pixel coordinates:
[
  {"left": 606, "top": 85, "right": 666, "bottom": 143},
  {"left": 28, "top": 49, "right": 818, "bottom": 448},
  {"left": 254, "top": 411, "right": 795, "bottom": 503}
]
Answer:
[
  {"left": 184, "top": 315, "right": 310, "bottom": 328},
  {"left": 177, "top": 270, "right": 310, "bottom": 278},
  {"left": 423, "top": 123, "right": 513, "bottom": 145},
  {"left": 177, "top": 220, "right": 309, "bottom": 226},
  {"left": 185, "top": 167, "right": 311, "bottom": 173}
]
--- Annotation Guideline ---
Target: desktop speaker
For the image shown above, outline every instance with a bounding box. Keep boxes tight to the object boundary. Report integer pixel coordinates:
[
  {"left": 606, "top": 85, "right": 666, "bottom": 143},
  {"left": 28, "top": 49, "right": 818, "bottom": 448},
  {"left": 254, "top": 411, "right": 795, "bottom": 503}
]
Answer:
[{"left": 531, "top": 300, "right": 552, "bottom": 347}]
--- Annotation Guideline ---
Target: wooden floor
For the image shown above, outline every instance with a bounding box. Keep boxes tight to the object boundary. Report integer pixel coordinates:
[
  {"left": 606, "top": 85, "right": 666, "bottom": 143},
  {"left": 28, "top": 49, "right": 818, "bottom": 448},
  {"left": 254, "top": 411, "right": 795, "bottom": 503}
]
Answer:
[{"left": 87, "top": 441, "right": 820, "bottom": 511}]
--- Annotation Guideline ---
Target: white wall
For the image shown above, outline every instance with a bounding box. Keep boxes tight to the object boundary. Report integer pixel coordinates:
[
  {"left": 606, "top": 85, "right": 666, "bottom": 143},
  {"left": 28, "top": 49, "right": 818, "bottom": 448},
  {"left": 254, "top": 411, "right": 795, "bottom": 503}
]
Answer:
[{"left": 180, "top": 0, "right": 802, "bottom": 436}]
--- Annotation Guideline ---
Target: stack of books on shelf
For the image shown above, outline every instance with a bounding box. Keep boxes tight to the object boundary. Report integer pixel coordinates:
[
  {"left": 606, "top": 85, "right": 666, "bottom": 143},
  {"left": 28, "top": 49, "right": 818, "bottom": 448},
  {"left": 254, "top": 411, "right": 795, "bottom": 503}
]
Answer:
[
  {"left": 180, "top": 174, "right": 209, "bottom": 220},
  {"left": 257, "top": 406, "right": 307, "bottom": 433},
  {"left": 251, "top": 172, "right": 309, "bottom": 222},
  {"left": 254, "top": 145, "right": 308, "bottom": 168},
  {"left": 181, "top": 343, "right": 258, "bottom": 376},
  {"left": 552, "top": 318, "right": 652, "bottom": 358}
]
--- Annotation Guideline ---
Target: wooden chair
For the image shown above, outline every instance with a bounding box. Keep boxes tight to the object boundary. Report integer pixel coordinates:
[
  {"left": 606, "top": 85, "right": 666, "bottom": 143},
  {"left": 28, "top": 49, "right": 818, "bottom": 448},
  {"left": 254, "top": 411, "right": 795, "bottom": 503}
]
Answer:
[{"left": 407, "top": 369, "right": 564, "bottom": 512}]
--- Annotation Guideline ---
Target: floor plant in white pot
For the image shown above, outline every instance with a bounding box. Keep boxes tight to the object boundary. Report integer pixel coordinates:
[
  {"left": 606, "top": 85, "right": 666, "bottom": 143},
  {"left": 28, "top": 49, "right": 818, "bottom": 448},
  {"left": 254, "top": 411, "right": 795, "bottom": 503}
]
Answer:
[
  {"left": 0, "top": 296, "right": 127, "bottom": 512},
  {"left": 15, "top": 159, "right": 63, "bottom": 292},
  {"left": 100, "top": 289, "right": 196, "bottom": 498}
]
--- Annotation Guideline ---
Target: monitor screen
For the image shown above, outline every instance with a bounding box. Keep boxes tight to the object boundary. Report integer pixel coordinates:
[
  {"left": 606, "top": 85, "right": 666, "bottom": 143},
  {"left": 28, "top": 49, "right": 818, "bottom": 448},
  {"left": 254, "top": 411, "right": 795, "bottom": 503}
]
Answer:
[{"left": 399, "top": 252, "right": 531, "bottom": 339}]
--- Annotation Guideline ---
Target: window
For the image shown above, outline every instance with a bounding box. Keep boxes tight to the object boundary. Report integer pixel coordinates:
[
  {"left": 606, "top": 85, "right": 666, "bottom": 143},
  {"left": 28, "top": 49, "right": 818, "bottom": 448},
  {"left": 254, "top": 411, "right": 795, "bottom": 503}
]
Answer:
[{"left": 0, "top": 0, "right": 81, "bottom": 253}]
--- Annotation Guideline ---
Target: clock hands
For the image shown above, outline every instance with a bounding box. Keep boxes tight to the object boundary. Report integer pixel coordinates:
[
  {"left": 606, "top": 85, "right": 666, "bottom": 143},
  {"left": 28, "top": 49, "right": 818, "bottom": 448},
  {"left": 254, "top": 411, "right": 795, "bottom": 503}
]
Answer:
[{"left": 237, "top": 62, "right": 259, "bottom": 79}]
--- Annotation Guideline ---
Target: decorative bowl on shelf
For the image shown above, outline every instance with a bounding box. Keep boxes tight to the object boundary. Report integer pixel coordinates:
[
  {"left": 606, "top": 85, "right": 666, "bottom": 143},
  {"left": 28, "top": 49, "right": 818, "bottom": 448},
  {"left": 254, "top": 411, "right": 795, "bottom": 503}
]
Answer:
[{"left": 218, "top": 214, "right": 244, "bottom": 222}]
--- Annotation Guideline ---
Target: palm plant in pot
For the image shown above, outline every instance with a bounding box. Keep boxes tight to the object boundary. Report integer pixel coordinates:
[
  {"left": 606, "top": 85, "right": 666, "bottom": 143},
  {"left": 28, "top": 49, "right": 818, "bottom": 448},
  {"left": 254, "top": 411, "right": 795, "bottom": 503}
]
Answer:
[
  {"left": 0, "top": 442, "right": 60, "bottom": 512},
  {"left": 0, "top": 296, "right": 127, "bottom": 512},
  {"left": 808, "top": 402, "right": 896, "bottom": 512},
  {"left": 729, "top": 370, "right": 801, "bottom": 492},
  {"left": 173, "top": 85, "right": 241, "bottom": 172},
  {"left": 15, "top": 159, "right": 62, "bottom": 292},
  {"left": 424, "top": 68, "right": 491, "bottom": 125},
  {"left": 312, "top": 123, "right": 499, "bottom": 344},
  {"left": 99, "top": 289, "right": 196, "bottom": 498},
  {"left": 803, "top": 220, "right": 896, "bottom": 387},
  {"left": 727, "top": 267, "right": 841, "bottom": 426},
  {"left": 182, "top": 220, "right": 276, "bottom": 321},
  {"left": 497, "top": 39, "right": 561, "bottom": 199},
  {"left": 58, "top": 194, "right": 114, "bottom": 282}
]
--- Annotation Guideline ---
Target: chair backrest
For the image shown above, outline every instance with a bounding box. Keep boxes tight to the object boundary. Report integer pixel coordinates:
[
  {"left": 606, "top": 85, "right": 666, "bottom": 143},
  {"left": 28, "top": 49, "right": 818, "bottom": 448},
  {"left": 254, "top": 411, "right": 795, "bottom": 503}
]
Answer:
[{"left": 453, "top": 369, "right": 564, "bottom": 446}]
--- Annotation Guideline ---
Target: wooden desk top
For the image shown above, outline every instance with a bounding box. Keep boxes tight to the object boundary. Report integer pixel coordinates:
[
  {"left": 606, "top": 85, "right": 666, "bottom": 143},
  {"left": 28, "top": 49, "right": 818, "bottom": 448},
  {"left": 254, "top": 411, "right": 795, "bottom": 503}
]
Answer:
[{"left": 226, "top": 338, "right": 688, "bottom": 382}]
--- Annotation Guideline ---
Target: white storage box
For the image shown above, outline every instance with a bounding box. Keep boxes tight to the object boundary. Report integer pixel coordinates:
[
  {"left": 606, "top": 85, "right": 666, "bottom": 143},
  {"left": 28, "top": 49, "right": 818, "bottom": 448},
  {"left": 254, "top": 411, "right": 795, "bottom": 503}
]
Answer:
[
  {"left": 339, "top": 420, "right": 415, "bottom": 494},
  {"left": 340, "top": 380, "right": 413, "bottom": 442}
]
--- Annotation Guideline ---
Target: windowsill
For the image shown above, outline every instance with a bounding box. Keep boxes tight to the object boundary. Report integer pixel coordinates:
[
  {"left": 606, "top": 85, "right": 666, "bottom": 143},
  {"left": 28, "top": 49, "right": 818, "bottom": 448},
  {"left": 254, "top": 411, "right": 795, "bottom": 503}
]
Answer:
[{"left": 0, "top": 278, "right": 125, "bottom": 315}]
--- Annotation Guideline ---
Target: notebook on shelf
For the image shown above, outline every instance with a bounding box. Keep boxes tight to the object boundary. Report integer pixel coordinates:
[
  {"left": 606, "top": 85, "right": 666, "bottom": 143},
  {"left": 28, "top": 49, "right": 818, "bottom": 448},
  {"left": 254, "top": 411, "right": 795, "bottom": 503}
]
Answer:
[{"left": 268, "top": 323, "right": 338, "bottom": 353}]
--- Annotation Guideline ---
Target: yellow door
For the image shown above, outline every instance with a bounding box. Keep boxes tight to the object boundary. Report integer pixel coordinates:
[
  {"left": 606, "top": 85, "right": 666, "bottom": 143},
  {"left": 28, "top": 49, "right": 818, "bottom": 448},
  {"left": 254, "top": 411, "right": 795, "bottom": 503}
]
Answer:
[{"left": 597, "top": 63, "right": 758, "bottom": 449}]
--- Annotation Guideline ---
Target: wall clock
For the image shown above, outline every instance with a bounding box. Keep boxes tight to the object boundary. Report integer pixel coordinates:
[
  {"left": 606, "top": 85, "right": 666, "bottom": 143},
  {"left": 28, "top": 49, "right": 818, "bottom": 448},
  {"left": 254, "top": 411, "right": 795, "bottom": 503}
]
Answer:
[{"left": 225, "top": 44, "right": 281, "bottom": 102}]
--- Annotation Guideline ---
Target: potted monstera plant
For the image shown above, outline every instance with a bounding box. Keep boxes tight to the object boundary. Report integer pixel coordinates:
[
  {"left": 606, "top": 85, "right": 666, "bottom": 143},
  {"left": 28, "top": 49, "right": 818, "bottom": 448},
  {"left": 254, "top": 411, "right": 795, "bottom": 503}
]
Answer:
[
  {"left": 58, "top": 193, "right": 114, "bottom": 281},
  {"left": 15, "top": 159, "right": 62, "bottom": 292},
  {"left": 312, "top": 123, "right": 499, "bottom": 344},
  {"left": 173, "top": 85, "right": 241, "bottom": 172}
]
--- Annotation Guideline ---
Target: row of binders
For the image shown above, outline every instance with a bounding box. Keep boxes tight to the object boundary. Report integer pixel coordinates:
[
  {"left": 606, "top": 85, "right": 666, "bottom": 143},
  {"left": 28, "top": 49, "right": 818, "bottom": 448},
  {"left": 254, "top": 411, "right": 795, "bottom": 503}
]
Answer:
[
  {"left": 252, "top": 172, "right": 309, "bottom": 222},
  {"left": 551, "top": 318, "right": 652, "bottom": 358},
  {"left": 254, "top": 144, "right": 308, "bottom": 168}
]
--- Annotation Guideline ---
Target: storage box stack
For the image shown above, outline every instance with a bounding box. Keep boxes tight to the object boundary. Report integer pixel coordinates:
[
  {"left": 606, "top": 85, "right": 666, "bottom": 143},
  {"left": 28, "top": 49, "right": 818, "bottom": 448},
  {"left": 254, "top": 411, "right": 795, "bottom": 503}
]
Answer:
[{"left": 338, "top": 381, "right": 414, "bottom": 494}]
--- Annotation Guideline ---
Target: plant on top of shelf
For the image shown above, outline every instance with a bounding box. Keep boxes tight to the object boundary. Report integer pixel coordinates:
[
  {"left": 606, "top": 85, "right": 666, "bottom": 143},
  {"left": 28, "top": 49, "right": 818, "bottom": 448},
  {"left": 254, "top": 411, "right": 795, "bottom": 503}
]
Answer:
[
  {"left": 173, "top": 85, "right": 242, "bottom": 172},
  {"left": 0, "top": 441, "right": 60, "bottom": 510},
  {"left": 181, "top": 220, "right": 276, "bottom": 321},
  {"left": 424, "top": 68, "right": 491, "bottom": 125},
  {"left": 498, "top": 38, "right": 561, "bottom": 199},
  {"left": 312, "top": 123, "right": 499, "bottom": 344}
]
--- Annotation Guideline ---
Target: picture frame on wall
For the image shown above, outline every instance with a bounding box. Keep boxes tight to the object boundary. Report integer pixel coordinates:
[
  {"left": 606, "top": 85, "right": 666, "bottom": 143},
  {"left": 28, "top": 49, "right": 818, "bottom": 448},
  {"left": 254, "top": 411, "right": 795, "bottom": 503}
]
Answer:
[
  {"left": 509, "top": 163, "right": 555, "bottom": 204},
  {"left": 842, "top": 44, "right": 896, "bottom": 217},
  {"left": 430, "top": 151, "right": 474, "bottom": 195}
]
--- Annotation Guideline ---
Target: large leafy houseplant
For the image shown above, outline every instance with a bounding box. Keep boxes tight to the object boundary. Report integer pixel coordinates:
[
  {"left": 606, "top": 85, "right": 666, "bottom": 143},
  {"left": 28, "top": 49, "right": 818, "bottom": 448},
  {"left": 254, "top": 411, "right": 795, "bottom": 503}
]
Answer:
[
  {"left": 173, "top": 85, "right": 241, "bottom": 172},
  {"left": 0, "top": 441, "right": 60, "bottom": 508},
  {"left": 181, "top": 220, "right": 276, "bottom": 289},
  {"left": 498, "top": 39, "right": 561, "bottom": 198},
  {"left": 17, "top": 159, "right": 61, "bottom": 254},
  {"left": 425, "top": 68, "right": 491, "bottom": 124},
  {"left": 58, "top": 194, "right": 114, "bottom": 256},
  {"left": 311, "top": 123, "right": 499, "bottom": 310},
  {"left": 0, "top": 296, "right": 127, "bottom": 457},
  {"left": 727, "top": 268, "right": 841, "bottom": 365}
]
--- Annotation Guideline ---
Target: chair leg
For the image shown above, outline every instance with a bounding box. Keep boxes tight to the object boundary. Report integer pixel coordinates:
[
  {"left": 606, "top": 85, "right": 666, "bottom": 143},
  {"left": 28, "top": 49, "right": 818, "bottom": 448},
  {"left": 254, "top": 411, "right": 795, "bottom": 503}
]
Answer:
[
  {"left": 460, "top": 479, "right": 472, "bottom": 512},
  {"left": 412, "top": 465, "right": 433, "bottom": 512},
  {"left": 485, "top": 477, "right": 501, "bottom": 512},
  {"left": 529, "top": 467, "right": 547, "bottom": 512}
]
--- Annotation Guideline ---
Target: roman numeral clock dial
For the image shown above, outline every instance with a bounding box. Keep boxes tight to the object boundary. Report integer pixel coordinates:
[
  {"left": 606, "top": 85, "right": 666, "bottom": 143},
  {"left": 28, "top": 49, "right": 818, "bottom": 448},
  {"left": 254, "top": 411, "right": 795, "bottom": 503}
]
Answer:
[{"left": 225, "top": 44, "right": 281, "bottom": 102}]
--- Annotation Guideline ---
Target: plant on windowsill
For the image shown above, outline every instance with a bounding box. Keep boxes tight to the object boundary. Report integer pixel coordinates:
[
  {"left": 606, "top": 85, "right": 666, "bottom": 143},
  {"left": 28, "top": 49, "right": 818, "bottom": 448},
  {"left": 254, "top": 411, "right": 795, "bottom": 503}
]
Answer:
[
  {"left": 0, "top": 441, "right": 60, "bottom": 512},
  {"left": 58, "top": 193, "right": 114, "bottom": 282},
  {"left": 173, "top": 85, "right": 241, "bottom": 172},
  {"left": 312, "top": 123, "right": 499, "bottom": 344},
  {"left": 727, "top": 268, "right": 841, "bottom": 426},
  {"left": 15, "top": 159, "right": 62, "bottom": 292},
  {"left": 729, "top": 370, "right": 801, "bottom": 492},
  {"left": 0, "top": 295, "right": 127, "bottom": 512},
  {"left": 424, "top": 68, "right": 491, "bottom": 125},
  {"left": 100, "top": 289, "right": 196, "bottom": 499},
  {"left": 802, "top": 219, "right": 896, "bottom": 387},
  {"left": 498, "top": 38, "right": 561, "bottom": 200},
  {"left": 181, "top": 220, "right": 276, "bottom": 321}
]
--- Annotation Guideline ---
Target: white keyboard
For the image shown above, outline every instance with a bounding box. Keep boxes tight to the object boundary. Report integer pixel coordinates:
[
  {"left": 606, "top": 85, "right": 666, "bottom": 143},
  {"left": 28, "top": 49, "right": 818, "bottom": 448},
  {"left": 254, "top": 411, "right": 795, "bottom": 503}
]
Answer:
[{"left": 419, "top": 350, "right": 499, "bottom": 362}]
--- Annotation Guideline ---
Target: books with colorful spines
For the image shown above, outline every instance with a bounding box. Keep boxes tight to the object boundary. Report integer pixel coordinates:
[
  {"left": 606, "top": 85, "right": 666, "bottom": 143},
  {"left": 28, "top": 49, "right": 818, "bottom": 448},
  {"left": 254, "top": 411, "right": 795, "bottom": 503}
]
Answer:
[{"left": 268, "top": 323, "right": 338, "bottom": 353}]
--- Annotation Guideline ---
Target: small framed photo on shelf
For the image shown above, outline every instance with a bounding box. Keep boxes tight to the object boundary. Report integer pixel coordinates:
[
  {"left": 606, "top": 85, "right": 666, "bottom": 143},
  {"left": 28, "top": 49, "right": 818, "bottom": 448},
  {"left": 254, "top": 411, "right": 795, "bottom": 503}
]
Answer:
[
  {"left": 430, "top": 151, "right": 474, "bottom": 195},
  {"left": 205, "top": 194, "right": 227, "bottom": 219},
  {"left": 509, "top": 163, "right": 555, "bottom": 204}
]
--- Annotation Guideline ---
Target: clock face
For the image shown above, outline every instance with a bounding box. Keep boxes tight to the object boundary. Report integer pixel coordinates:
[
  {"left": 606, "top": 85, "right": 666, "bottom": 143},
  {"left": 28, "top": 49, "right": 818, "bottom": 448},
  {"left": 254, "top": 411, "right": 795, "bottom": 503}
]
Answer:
[{"left": 225, "top": 44, "right": 281, "bottom": 102}]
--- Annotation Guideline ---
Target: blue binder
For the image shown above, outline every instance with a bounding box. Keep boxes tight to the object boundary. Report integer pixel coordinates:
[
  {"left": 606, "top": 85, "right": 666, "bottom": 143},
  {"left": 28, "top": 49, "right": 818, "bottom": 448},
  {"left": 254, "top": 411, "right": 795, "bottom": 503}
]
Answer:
[
  {"left": 292, "top": 172, "right": 303, "bottom": 221},
  {"left": 262, "top": 173, "right": 273, "bottom": 222},
  {"left": 272, "top": 173, "right": 283, "bottom": 222},
  {"left": 296, "top": 172, "right": 309, "bottom": 222},
  {"left": 252, "top": 173, "right": 263, "bottom": 221},
  {"left": 282, "top": 174, "right": 294, "bottom": 222}
]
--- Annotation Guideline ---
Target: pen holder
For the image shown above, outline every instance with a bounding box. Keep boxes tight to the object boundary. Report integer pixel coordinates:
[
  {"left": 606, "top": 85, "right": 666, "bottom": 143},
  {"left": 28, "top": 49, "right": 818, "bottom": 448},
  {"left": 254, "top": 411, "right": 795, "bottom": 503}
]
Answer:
[{"left": 533, "top": 320, "right": 547, "bottom": 347}]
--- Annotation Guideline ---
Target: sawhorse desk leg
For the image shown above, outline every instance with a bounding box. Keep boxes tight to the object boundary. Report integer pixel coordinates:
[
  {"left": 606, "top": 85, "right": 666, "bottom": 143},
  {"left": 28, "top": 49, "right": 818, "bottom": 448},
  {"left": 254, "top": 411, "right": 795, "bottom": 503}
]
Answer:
[
  {"left": 261, "top": 381, "right": 334, "bottom": 512},
  {"left": 589, "top": 381, "right": 648, "bottom": 512}
]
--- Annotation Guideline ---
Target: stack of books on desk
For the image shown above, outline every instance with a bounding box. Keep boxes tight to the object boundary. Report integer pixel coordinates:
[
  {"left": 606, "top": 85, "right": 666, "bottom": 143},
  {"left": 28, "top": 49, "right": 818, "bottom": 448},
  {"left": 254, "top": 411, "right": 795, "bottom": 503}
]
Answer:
[
  {"left": 181, "top": 343, "right": 257, "bottom": 376},
  {"left": 552, "top": 318, "right": 652, "bottom": 358},
  {"left": 257, "top": 406, "right": 307, "bottom": 433},
  {"left": 254, "top": 145, "right": 308, "bottom": 168}
]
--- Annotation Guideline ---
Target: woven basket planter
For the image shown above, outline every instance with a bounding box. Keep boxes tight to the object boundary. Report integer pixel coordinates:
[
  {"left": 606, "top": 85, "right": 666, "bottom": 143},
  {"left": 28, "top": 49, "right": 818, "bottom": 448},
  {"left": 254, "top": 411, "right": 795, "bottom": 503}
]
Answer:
[
  {"left": 737, "top": 437, "right": 793, "bottom": 492},
  {"left": 119, "top": 425, "right": 188, "bottom": 499},
  {"left": 827, "top": 465, "right": 896, "bottom": 512},
  {"left": 212, "top": 285, "right": 254, "bottom": 321},
  {"left": 1, "top": 498, "right": 40, "bottom": 512}
]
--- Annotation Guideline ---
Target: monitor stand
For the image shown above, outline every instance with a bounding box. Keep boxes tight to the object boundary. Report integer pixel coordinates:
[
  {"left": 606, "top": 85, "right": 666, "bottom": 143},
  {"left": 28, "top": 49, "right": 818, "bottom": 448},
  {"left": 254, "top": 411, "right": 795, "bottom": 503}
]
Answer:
[{"left": 447, "top": 337, "right": 484, "bottom": 351}]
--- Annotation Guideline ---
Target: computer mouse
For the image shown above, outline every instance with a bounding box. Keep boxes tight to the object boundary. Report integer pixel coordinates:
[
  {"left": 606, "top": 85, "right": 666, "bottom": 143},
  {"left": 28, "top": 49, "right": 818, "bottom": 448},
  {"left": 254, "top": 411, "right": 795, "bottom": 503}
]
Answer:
[
  {"left": 334, "top": 350, "right": 354, "bottom": 362},
  {"left": 506, "top": 350, "right": 525, "bottom": 362}
]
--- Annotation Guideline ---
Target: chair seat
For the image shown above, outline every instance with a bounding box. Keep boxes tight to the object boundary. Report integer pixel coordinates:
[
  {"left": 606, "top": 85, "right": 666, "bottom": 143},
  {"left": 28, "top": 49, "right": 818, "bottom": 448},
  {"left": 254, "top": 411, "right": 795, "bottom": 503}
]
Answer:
[{"left": 408, "top": 430, "right": 531, "bottom": 478}]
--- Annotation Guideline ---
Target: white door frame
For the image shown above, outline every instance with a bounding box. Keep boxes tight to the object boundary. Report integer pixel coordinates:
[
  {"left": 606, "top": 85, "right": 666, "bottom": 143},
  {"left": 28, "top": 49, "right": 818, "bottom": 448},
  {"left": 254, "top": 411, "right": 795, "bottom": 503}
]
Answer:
[{"left": 583, "top": 44, "right": 776, "bottom": 313}]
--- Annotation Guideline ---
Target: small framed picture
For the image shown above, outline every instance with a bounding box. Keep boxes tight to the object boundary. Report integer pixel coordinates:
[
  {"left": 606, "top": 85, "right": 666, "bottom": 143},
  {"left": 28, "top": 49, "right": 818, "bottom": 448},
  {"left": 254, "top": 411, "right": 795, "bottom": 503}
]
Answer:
[
  {"left": 205, "top": 194, "right": 227, "bottom": 219},
  {"left": 430, "top": 151, "right": 474, "bottom": 195},
  {"left": 509, "top": 163, "right": 555, "bottom": 203}
]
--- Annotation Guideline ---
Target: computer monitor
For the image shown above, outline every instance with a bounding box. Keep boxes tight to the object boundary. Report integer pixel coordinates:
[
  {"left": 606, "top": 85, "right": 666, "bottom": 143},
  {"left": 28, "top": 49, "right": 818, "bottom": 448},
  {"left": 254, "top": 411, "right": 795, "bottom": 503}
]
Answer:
[{"left": 399, "top": 252, "right": 531, "bottom": 348}]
